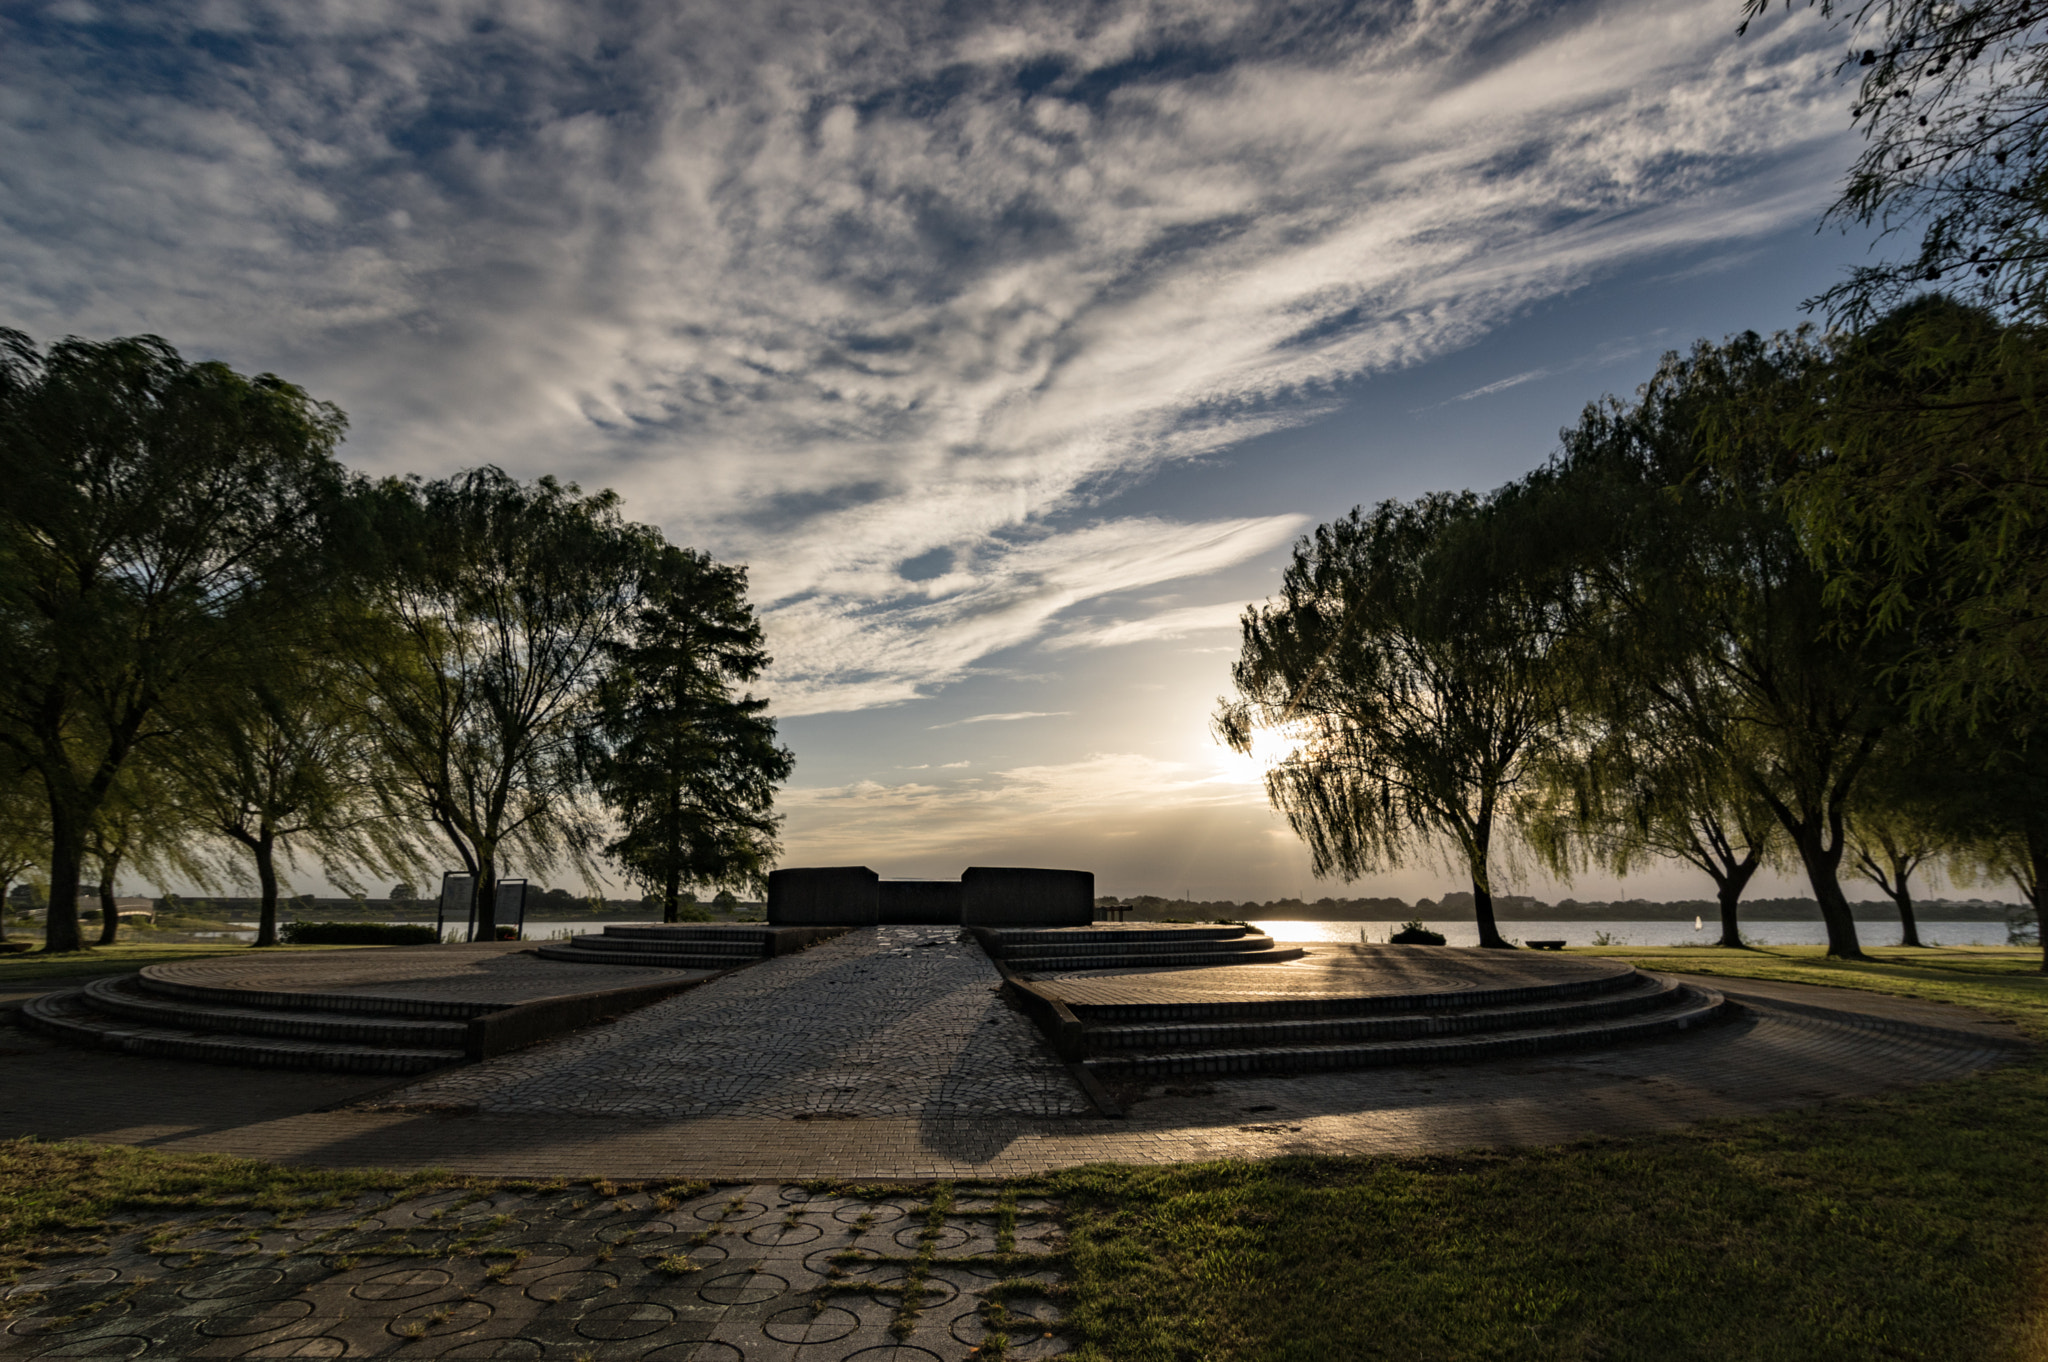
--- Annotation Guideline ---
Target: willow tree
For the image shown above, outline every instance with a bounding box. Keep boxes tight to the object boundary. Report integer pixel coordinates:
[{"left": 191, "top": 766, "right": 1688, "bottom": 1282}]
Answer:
[
  {"left": 1216, "top": 492, "right": 1575, "bottom": 949},
  {"left": 1543, "top": 331, "right": 1894, "bottom": 959},
  {"left": 342, "top": 468, "right": 658, "bottom": 940},
  {"left": 0, "top": 331, "right": 347, "bottom": 953},
  {"left": 588, "top": 547, "right": 792, "bottom": 921}
]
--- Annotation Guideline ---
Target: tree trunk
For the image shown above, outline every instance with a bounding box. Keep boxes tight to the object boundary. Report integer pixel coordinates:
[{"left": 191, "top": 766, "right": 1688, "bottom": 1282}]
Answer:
[
  {"left": 42, "top": 805, "right": 85, "bottom": 954},
  {"left": 1889, "top": 881, "right": 1924, "bottom": 949},
  {"left": 1471, "top": 880, "right": 1511, "bottom": 949},
  {"left": 1792, "top": 824, "right": 1865, "bottom": 960},
  {"left": 0, "top": 878, "right": 11, "bottom": 944},
  {"left": 664, "top": 864, "right": 680, "bottom": 925},
  {"left": 254, "top": 830, "right": 280, "bottom": 948},
  {"left": 96, "top": 863, "right": 119, "bottom": 946},
  {"left": 2026, "top": 808, "right": 2048, "bottom": 975},
  {"left": 473, "top": 850, "right": 498, "bottom": 942}
]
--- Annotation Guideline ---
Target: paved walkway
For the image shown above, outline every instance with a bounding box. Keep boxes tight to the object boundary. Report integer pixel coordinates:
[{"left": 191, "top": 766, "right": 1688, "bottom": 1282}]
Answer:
[
  {"left": 0, "top": 1180, "right": 1065, "bottom": 1360},
  {"left": 0, "top": 939, "right": 2027, "bottom": 1178},
  {"left": 382, "top": 928, "right": 1088, "bottom": 1120}
]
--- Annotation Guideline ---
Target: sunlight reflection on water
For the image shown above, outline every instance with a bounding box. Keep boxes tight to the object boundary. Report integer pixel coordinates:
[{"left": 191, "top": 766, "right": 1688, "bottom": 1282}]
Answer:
[{"left": 1251, "top": 919, "right": 2015, "bottom": 948}]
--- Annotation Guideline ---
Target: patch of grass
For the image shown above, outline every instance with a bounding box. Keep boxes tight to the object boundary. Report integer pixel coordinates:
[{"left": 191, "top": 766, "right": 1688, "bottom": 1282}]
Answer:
[
  {"left": 0, "top": 1139, "right": 459, "bottom": 1279},
  {"left": 1046, "top": 945, "right": 2048, "bottom": 1361},
  {"left": 0, "top": 941, "right": 371, "bottom": 988}
]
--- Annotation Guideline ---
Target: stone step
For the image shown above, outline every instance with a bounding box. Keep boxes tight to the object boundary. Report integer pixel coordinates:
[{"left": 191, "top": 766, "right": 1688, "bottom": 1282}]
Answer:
[
  {"left": 19, "top": 990, "right": 466, "bottom": 1075},
  {"left": 1081, "top": 983, "right": 1730, "bottom": 1078},
  {"left": 1085, "top": 974, "right": 1689, "bottom": 1050},
  {"left": 82, "top": 975, "right": 468, "bottom": 1048},
  {"left": 535, "top": 943, "right": 747, "bottom": 970},
  {"left": 991, "top": 925, "right": 1251, "bottom": 946},
  {"left": 1012, "top": 946, "right": 1307, "bottom": 974},
  {"left": 139, "top": 968, "right": 496, "bottom": 1020},
  {"left": 1004, "top": 935, "right": 1277, "bottom": 960},
  {"left": 1067, "top": 961, "right": 1644, "bottom": 1023},
  {"left": 595, "top": 925, "right": 777, "bottom": 943},
  {"left": 570, "top": 934, "right": 759, "bottom": 955}
]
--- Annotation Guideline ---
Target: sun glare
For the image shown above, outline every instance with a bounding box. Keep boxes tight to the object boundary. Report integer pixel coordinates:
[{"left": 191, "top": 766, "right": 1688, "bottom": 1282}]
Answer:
[{"left": 1217, "top": 724, "right": 1307, "bottom": 784}]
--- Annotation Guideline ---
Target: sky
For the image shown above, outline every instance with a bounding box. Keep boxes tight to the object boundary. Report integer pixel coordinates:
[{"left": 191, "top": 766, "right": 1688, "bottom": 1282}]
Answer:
[{"left": 3, "top": 0, "right": 1969, "bottom": 905}]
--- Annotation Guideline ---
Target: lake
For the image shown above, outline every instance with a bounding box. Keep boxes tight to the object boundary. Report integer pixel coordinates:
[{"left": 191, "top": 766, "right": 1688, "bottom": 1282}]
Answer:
[{"left": 1251, "top": 918, "right": 2020, "bottom": 948}]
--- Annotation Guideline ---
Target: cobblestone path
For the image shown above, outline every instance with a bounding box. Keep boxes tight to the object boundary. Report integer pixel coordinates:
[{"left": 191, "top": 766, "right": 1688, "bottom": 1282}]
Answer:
[
  {"left": 0, "top": 1180, "right": 1066, "bottom": 1359},
  {"left": 381, "top": 927, "right": 1093, "bottom": 1120}
]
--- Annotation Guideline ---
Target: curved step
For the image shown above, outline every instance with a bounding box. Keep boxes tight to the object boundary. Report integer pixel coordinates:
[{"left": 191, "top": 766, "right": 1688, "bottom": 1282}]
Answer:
[
  {"left": 535, "top": 944, "right": 742, "bottom": 970},
  {"left": 1066, "top": 960, "right": 1644, "bottom": 1023},
  {"left": 20, "top": 990, "right": 465, "bottom": 1075},
  {"left": 1016, "top": 946, "right": 1306, "bottom": 974},
  {"left": 139, "top": 968, "right": 494, "bottom": 1020},
  {"left": 83, "top": 975, "right": 467, "bottom": 1048},
  {"left": 992, "top": 925, "right": 1252, "bottom": 946},
  {"left": 1006, "top": 936, "right": 1278, "bottom": 961},
  {"left": 569, "top": 934, "right": 758, "bottom": 956},
  {"left": 1086, "top": 974, "right": 1689, "bottom": 1050},
  {"left": 596, "top": 926, "right": 776, "bottom": 943},
  {"left": 1081, "top": 984, "right": 1731, "bottom": 1078}
]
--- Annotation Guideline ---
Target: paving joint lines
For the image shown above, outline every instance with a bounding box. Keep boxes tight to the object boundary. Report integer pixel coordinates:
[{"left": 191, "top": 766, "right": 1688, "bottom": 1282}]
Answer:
[{"left": 0, "top": 1178, "right": 1071, "bottom": 1359}]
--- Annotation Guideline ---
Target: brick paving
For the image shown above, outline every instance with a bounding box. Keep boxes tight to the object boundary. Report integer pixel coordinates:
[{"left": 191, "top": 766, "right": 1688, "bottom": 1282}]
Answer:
[
  {"left": 149, "top": 944, "right": 710, "bottom": 1010},
  {"left": 0, "top": 1180, "right": 1066, "bottom": 1359},
  {"left": 0, "top": 972, "right": 2025, "bottom": 1180},
  {"left": 1030, "top": 941, "right": 1629, "bottom": 1002},
  {"left": 382, "top": 927, "right": 1091, "bottom": 1121}
]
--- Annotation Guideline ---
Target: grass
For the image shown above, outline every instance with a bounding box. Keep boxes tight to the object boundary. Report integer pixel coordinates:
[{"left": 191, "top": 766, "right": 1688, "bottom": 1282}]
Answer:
[
  {"left": 1034, "top": 944, "right": 2048, "bottom": 1361},
  {"left": 0, "top": 940, "right": 373, "bottom": 988},
  {"left": 1, "top": 946, "right": 2045, "bottom": 1358}
]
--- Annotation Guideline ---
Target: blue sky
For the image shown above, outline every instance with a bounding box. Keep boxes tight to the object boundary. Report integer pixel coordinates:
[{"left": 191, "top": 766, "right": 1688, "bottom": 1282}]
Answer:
[{"left": 3, "top": 0, "right": 1940, "bottom": 903}]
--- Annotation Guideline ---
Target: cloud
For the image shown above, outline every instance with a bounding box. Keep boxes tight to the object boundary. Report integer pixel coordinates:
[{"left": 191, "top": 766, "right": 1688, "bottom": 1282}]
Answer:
[
  {"left": 0, "top": 0, "right": 1851, "bottom": 713},
  {"left": 1046, "top": 600, "right": 1251, "bottom": 651},
  {"left": 927, "top": 710, "right": 1069, "bottom": 729}
]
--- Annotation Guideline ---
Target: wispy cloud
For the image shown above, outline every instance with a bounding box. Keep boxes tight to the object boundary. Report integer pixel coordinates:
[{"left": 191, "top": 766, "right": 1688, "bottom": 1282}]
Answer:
[
  {"left": 0, "top": 0, "right": 1850, "bottom": 714},
  {"left": 1047, "top": 601, "right": 1251, "bottom": 651},
  {"left": 927, "top": 711, "right": 1069, "bottom": 729}
]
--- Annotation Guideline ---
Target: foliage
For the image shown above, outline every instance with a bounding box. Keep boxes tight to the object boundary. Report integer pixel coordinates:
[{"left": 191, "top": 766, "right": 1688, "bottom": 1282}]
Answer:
[
  {"left": 588, "top": 547, "right": 791, "bottom": 921},
  {"left": 276, "top": 922, "right": 439, "bottom": 946},
  {"left": 1745, "top": 0, "right": 2048, "bottom": 327},
  {"left": 340, "top": 468, "right": 660, "bottom": 939},
  {"left": 0, "top": 330, "right": 348, "bottom": 953},
  {"left": 1774, "top": 298, "right": 2048, "bottom": 734},
  {"left": 1534, "top": 329, "right": 1893, "bottom": 958},
  {"left": 1216, "top": 493, "right": 1576, "bottom": 949}
]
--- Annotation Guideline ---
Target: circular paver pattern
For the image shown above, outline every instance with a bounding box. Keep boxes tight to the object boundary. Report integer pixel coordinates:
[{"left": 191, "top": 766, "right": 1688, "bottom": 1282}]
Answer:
[
  {"left": 697, "top": 1269, "right": 787, "bottom": 1305},
  {"left": 32, "top": 1335, "right": 151, "bottom": 1358},
  {"left": 351, "top": 1267, "right": 452, "bottom": 1301},
  {"left": 436, "top": 1339, "right": 544, "bottom": 1359},
  {"left": 762, "top": 1304, "right": 860, "bottom": 1343},
  {"left": 574, "top": 1300, "right": 676, "bottom": 1340},
  {"left": 234, "top": 1337, "right": 348, "bottom": 1357},
  {"left": 196, "top": 1299, "right": 315, "bottom": 1337},
  {"left": 179, "top": 1268, "right": 285, "bottom": 1301},
  {"left": 389, "top": 1299, "right": 494, "bottom": 1337},
  {"left": 525, "top": 1269, "right": 616, "bottom": 1303},
  {"left": 641, "top": 1343, "right": 742, "bottom": 1361}
]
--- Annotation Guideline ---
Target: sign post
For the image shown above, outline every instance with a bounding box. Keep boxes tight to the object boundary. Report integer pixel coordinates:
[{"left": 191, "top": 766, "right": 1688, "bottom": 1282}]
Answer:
[
  {"left": 495, "top": 878, "right": 529, "bottom": 940},
  {"left": 437, "top": 872, "right": 476, "bottom": 942}
]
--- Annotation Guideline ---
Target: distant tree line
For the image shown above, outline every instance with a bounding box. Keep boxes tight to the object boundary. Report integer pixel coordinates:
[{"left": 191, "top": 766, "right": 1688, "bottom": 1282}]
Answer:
[{"left": 0, "top": 330, "right": 792, "bottom": 953}]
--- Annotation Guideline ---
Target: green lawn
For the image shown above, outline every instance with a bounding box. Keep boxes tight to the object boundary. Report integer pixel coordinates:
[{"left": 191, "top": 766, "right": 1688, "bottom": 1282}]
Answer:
[
  {"left": 1, "top": 947, "right": 2044, "bottom": 1359},
  {"left": 0, "top": 940, "right": 372, "bottom": 988}
]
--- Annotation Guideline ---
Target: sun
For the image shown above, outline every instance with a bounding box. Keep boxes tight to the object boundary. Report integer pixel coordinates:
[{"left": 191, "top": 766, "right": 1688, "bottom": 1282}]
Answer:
[{"left": 1215, "top": 723, "right": 1307, "bottom": 784}]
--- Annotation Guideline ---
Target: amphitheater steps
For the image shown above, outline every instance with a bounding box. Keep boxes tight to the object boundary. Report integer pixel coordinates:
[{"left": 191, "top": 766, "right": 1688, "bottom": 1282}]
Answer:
[
  {"left": 991, "top": 924, "right": 1304, "bottom": 974},
  {"left": 76, "top": 974, "right": 469, "bottom": 1048},
  {"left": 536, "top": 924, "right": 787, "bottom": 971},
  {"left": 1076, "top": 974, "right": 1730, "bottom": 1079},
  {"left": 21, "top": 989, "right": 466, "bottom": 1075}
]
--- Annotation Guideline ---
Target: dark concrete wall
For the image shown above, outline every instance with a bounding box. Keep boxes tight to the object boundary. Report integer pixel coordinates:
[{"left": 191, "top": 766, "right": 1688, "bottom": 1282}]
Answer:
[
  {"left": 879, "top": 880, "right": 963, "bottom": 925},
  {"left": 960, "top": 866, "right": 1094, "bottom": 927},
  {"left": 767, "top": 866, "right": 879, "bottom": 926}
]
